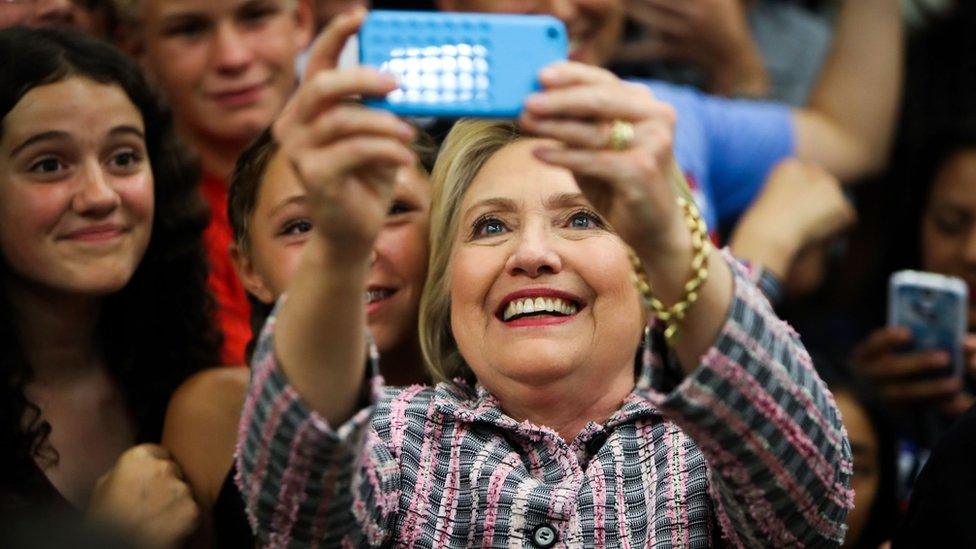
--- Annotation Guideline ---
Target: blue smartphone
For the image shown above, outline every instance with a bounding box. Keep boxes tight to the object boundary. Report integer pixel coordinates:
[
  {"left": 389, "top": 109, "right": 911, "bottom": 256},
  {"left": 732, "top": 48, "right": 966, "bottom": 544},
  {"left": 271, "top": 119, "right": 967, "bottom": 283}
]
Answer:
[
  {"left": 888, "top": 270, "right": 968, "bottom": 377},
  {"left": 358, "top": 10, "right": 568, "bottom": 118}
]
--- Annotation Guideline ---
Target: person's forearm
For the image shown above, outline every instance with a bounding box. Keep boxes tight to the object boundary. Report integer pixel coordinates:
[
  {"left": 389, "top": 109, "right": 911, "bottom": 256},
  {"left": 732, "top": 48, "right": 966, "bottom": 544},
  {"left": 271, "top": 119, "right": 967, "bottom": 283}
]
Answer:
[
  {"left": 709, "top": 38, "right": 770, "bottom": 99},
  {"left": 645, "top": 254, "right": 852, "bottom": 545},
  {"left": 729, "top": 223, "right": 800, "bottom": 281},
  {"left": 635, "top": 208, "right": 734, "bottom": 376},
  {"left": 796, "top": 0, "right": 903, "bottom": 181},
  {"left": 275, "top": 232, "right": 369, "bottom": 425}
]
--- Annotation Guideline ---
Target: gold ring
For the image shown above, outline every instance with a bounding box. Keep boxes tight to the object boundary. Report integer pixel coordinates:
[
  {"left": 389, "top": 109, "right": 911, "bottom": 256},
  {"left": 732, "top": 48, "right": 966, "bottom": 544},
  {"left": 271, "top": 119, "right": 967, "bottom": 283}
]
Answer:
[{"left": 608, "top": 119, "right": 635, "bottom": 151}]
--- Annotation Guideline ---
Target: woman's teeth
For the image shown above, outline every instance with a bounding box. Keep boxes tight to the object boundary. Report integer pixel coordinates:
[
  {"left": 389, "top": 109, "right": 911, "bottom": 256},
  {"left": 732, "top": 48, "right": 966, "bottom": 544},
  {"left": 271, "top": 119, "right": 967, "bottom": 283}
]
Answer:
[
  {"left": 365, "top": 289, "right": 394, "bottom": 304},
  {"left": 503, "top": 297, "right": 578, "bottom": 321}
]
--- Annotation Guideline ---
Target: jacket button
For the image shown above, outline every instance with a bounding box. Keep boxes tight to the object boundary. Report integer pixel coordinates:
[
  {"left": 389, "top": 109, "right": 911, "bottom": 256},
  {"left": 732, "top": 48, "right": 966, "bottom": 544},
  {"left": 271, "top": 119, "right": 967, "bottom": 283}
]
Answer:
[{"left": 531, "top": 524, "right": 558, "bottom": 548}]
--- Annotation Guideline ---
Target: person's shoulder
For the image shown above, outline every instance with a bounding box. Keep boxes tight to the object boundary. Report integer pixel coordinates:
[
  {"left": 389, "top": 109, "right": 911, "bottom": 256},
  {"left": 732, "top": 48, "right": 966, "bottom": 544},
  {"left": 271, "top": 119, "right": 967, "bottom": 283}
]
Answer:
[
  {"left": 166, "top": 366, "right": 250, "bottom": 423},
  {"left": 162, "top": 366, "right": 250, "bottom": 505}
]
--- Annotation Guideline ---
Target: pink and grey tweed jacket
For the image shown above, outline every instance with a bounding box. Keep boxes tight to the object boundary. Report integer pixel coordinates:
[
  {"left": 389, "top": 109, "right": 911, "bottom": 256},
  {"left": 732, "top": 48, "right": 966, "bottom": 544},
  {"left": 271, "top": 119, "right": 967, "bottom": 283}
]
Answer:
[{"left": 236, "top": 256, "right": 853, "bottom": 547}]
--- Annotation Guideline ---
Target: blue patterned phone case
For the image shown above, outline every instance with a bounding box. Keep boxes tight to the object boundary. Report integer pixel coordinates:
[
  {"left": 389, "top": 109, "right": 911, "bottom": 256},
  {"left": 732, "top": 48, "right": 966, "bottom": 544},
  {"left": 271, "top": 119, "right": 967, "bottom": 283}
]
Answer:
[
  {"left": 888, "top": 270, "right": 968, "bottom": 377},
  {"left": 359, "top": 11, "right": 568, "bottom": 118}
]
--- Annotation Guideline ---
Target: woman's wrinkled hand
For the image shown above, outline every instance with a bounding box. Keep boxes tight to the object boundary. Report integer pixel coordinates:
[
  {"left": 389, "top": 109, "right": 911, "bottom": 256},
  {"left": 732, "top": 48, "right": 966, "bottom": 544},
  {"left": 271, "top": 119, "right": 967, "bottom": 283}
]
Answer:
[
  {"left": 272, "top": 9, "right": 416, "bottom": 266},
  {"left": 519, "top": 61, "right": 687, "bottom": 264}
]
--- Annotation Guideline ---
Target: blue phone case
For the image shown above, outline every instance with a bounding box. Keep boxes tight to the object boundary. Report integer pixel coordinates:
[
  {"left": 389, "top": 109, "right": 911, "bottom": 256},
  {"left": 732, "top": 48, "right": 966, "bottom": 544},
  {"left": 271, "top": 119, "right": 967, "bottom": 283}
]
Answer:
[
  {"left": 888, "top": 270, "right": 968, "bottom": 377},
  {"left": 359, "top": 11, "right": 568, "bottom": 118}
]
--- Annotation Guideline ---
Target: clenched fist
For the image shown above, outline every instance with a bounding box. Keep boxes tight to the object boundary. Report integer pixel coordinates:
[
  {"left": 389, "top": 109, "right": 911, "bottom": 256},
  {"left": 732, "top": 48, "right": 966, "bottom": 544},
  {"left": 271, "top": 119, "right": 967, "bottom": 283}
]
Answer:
[{"left": 88, "top": 444, "right": 200, "bottom": 548}]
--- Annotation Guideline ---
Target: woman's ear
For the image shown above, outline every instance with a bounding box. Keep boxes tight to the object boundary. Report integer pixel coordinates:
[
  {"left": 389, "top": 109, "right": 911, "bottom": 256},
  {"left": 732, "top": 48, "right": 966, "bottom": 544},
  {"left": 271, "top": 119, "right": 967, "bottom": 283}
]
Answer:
[{"left": 231, "top": 243, "right": 276, "bottom": 305}]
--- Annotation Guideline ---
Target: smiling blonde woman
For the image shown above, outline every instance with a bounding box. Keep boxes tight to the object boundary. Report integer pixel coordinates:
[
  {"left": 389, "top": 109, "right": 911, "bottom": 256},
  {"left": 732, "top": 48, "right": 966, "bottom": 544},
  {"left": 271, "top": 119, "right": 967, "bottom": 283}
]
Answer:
[{"left": 236, "top": 10, "right": 853, "bottom": 548}]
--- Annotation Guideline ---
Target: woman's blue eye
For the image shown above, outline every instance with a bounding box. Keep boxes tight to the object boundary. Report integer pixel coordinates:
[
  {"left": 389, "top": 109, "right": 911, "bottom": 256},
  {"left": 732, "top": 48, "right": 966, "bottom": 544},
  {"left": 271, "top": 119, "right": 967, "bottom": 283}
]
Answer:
[
  {"left": 472, "top": 216, "right": 507, "bottom": 238},
  {"left": 483, "top": 220, "right": 505, "bottom": 235},
  {"left": 568, "top": 211, "right": 601, "bottom": 229}
]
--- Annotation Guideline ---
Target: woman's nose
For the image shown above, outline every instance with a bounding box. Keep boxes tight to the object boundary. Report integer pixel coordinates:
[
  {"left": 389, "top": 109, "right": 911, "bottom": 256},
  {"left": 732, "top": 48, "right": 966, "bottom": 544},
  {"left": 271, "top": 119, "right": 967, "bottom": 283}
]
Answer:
[
  {"left": 505, "top": 223, "right": 562, "bottom": 278},
  {"left": 72, "top": 162, "right": 120, "bottom": 216}
]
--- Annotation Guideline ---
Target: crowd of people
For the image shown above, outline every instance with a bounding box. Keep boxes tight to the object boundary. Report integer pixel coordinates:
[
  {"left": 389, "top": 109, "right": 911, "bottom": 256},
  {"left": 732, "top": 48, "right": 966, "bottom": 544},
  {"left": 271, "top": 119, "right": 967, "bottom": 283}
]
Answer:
[{"left": 0, "top": 0, "right": 974, "bottom": 547}]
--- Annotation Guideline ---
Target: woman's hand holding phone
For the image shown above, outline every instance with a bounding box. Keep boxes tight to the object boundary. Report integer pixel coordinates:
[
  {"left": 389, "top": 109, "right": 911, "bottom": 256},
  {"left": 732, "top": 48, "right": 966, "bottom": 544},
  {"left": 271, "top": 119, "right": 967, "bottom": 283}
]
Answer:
[
  {"left": 852, "top": 327, "right": 975, "bottom": 416},
  {"left": 270, "top": 8, "right": 415, "bottom": 426}
]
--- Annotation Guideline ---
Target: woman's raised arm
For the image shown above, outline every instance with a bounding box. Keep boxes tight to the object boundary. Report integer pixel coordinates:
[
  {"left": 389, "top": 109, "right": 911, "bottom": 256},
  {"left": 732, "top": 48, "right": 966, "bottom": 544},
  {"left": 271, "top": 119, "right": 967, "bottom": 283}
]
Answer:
[{"left": 268, "top": 10, "right": 416, "bottom": 425}]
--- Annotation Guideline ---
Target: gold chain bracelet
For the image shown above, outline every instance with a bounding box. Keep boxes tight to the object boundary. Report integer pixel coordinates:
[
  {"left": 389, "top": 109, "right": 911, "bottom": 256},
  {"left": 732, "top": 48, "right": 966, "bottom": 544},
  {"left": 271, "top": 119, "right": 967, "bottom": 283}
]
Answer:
[{"left": 629, "top": 196, "right": 711, "bottom": 344}]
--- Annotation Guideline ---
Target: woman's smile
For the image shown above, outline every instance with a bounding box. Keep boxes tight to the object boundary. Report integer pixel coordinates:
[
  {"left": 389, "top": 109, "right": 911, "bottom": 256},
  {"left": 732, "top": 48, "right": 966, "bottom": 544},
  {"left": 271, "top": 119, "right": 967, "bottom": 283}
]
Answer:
[{"left": 497, "top": 287, "right": 584, "bottom": 327}]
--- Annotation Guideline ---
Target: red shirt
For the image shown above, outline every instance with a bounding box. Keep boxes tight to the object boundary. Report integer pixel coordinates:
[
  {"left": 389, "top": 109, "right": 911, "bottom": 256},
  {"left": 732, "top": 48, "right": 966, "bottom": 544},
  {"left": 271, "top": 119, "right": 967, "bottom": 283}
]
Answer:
[{"left": 200, "top": 173, "right": 250, "bottom": 365}]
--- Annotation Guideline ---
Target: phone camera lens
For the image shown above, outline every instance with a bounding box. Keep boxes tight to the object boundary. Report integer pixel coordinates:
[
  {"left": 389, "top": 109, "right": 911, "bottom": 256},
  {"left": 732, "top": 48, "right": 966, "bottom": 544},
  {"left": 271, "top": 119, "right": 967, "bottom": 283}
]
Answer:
[{"left": 548, "top": 26, "right": 560, "bottom": 40}]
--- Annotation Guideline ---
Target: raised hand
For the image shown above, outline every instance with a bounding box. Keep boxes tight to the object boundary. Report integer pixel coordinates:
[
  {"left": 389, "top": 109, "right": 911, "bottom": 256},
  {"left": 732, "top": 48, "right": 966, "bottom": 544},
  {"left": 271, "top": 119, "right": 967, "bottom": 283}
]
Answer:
[
  {"left": 519, "top": 60, "right": 734, "bottom": 371},
  {"left": 270, "top": 9, "right": 416, "bottom": 424},
  {"left": 615, "top": 0, "right": 768, "bottom": 97},
  {"left": 273, "top": 8, "right": 416, "bottom": 265},
  {"left": 519, "top": 62, "right": 686, "bottom": 264},
  {"left": 852, "top": 327, "right": 974, "bottom": 416},
  {"left": 730, "top": 159, "right": 856, "bottom": 284}
]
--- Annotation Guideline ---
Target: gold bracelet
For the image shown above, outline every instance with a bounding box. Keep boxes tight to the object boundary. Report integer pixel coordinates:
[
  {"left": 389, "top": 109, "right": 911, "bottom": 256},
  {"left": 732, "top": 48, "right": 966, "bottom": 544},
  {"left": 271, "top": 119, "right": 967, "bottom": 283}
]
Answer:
[{"left": 629, "top": 196, "right": 711, "bottom": 344}]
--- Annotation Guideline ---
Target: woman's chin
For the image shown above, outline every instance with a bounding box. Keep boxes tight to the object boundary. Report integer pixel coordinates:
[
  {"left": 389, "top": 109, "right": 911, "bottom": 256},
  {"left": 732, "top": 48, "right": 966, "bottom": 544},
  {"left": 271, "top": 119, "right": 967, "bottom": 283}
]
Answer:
[{"left": 481, "top": 347, "right": 582, "bottom": 385}]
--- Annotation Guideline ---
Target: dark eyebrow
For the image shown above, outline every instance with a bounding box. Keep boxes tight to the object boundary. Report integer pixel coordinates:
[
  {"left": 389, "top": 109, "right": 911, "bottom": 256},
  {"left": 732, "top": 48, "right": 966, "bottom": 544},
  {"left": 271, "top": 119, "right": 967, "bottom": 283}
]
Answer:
[
  {"left": 237, "top": 0, "right": 275, "bottom": 12},
  {"left": 109, "top": 125, "right": 146, "bottom": 141},
  {"left": 9, "top": 130, "right": 69, "bottom": 158},
  {"left": 9, "top": 125, "right": 145, "bottom": 159},
  {"left": 158, "top": 9, "right": 209, "bottom": 26},
  {"left": 268, "top": 194, "right": 307, "bottom": 218},
  {"left": 462, "top": 197, "right": 518, "bottom": 222}
]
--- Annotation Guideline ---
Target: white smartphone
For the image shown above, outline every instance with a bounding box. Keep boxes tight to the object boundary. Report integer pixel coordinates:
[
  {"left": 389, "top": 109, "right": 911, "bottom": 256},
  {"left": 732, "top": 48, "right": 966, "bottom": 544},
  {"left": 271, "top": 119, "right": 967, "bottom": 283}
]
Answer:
[{"left": 888, "top": 270, "right": 968, "bottom": 377}]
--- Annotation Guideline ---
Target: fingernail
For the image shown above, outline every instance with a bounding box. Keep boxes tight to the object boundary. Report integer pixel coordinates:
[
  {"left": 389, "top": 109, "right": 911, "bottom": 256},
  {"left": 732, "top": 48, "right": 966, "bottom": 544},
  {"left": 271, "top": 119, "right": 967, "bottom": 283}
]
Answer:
[
  {"left": 539, "top": 67, "right": 558, "bottom": 82},
  {"left": 524, "top": 94, "right": 547, "bottom": 111},
  {"left": 399, "top": 123, "right": 416, "bottom": 139},
  {"left": 934, "top": 351, "right": 951, "bottom": 365}
]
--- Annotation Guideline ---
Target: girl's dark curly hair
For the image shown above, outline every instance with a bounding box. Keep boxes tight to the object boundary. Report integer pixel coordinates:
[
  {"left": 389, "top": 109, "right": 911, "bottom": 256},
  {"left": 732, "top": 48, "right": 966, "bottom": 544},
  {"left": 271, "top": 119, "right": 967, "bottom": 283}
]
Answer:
[{"left": 0, "top": 27, "right": 221, "bottom": 508}]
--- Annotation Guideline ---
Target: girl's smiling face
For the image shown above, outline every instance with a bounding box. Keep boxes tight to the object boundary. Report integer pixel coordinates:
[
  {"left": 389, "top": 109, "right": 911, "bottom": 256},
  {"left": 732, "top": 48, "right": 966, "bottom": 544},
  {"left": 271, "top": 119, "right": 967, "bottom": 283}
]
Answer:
[
  {"left": 234, "top": 149, "right": 431, "bottom": 353},
  {"left": 0, "top": 77, "right": 154, "bottom": 297},
  {"left": 921, "top": 149, "right": 976, "bottom": 327}
]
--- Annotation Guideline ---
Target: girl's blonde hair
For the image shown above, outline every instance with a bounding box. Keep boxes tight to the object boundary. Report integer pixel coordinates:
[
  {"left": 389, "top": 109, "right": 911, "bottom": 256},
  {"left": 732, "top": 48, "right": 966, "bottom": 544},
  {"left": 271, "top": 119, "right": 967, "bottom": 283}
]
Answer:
[{"left": 419, "top": 119, "right": 695, "bottom": 384}]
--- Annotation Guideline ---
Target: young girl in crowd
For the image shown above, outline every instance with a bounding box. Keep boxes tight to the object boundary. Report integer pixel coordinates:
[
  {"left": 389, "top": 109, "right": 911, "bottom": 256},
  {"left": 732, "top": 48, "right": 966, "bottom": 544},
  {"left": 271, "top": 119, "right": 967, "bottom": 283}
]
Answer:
[
  {"left": 0, "top": 27, "right": 220, "bottom": 547},
  {"left": 113, "top": 0, "right": 314, "bottom": 364},
  {"left": 161, "top": 128, "right": 435, "bottom": 546},
  {"left": 847, "top": 126, "right": 976, "bottom": 511},
  {"left": 237, "top": 11, "right": 852, "bottom": 547},
  {"left": 852, "top": 127, "right": 976, "bottom": 415}
]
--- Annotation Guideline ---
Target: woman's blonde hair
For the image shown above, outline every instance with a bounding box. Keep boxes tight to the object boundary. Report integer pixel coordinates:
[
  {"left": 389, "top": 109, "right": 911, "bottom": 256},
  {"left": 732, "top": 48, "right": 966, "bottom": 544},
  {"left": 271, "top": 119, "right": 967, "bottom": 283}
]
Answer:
[{"left": 419, "top": 119, "right": 696, "bottom": 384}]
